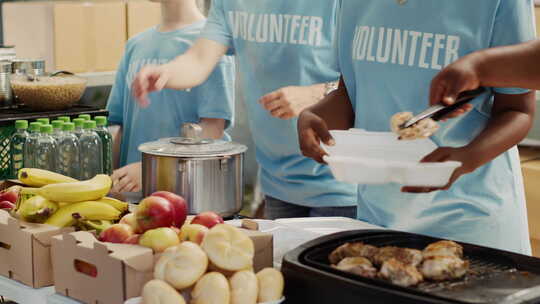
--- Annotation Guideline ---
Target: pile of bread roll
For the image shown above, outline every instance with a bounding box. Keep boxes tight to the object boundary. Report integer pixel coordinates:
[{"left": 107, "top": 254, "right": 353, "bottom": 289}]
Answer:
[{"left": 142, "top": 224, "right": 285, "bottom": 304}]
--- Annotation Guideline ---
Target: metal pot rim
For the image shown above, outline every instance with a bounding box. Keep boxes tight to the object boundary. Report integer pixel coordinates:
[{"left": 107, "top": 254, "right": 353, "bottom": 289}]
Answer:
[{"left": 141, "top": 148, "right": 247, "bottom": 159}]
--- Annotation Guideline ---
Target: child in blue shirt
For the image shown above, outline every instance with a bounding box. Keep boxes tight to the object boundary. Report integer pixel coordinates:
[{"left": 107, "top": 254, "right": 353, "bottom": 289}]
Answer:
[
  {"left": 130, "top": 0, "right": 358, "bottom": 219},
  {"left": 299, "top": 0, "right": 536, "bottom": 254},
  {"left": 108, "top": 0, "right": 234, "bottom": 193}
]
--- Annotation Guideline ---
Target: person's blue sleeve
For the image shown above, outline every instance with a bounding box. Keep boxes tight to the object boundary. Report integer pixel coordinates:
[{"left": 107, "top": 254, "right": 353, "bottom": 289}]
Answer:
[
  {"left": 196, "top": 55, "right": 235, "bottom": 129},
  {"left": 106, "top": 46, "right": 131, "bottom": 125},
  {"left": 200, "top": 0, "right": 234, "bottom": 54},
  {"left": 490, "top": 0, "right": 535, "bottom": 94}
]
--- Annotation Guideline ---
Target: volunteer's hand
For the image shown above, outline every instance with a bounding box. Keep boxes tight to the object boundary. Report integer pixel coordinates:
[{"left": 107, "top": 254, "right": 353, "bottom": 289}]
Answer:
[
  {"left": 111, "top": 162, "right": 143, "bottom": 193},
  {"left": 401, "top": 147, "right": 476, "bottom": 193},
  {"left": 132, "top": 64, "right": 171, "bottom": 108},
  {"left": 297, "top": 110, "right": 334, "bottom": 163},
  {"left": 430, "top": 55, "right": 481, "bottom": 119},
  {"left": 259, "top": 85, "right": 325, "bottom": 120}
]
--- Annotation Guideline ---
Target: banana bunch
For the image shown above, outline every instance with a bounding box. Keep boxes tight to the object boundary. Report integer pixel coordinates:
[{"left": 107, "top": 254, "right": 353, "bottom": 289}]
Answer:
[{"left": 16, "top": 169, "right": 128, "bottom": 228}]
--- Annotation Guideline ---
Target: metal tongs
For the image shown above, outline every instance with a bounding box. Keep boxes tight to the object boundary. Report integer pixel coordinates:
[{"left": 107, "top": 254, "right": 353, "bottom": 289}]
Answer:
[
  {"left": 399, "top": 87, "right": 486, "bottom": 130},
  {"left": 26, "top": 70, "right": 74, "bottom": 82}
]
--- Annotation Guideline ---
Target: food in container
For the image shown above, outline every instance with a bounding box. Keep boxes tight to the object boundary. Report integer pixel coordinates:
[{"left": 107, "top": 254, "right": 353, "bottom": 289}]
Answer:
[
  {"left": 390, "top": 112, "right": 439, "bottom": 140},
  {"left": 11, "top": 73, "right": 86, "bottom": 110}
]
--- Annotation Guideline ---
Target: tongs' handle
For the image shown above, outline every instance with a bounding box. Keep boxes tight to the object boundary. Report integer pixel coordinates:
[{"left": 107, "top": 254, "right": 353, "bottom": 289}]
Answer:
[{"left": 430, "top": 87, "right": 486, "bottom": 121}]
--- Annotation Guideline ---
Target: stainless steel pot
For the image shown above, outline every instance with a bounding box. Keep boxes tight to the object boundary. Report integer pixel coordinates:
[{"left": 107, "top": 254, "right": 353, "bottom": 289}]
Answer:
[{"left": 139, "top": 123, "right": 247, "bottom": 217}]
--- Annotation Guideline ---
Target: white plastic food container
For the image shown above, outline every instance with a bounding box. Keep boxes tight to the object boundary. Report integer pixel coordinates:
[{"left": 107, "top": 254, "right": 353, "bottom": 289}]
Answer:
[{"left": 322, "top": 129, "right": 461, "bottom": 187}]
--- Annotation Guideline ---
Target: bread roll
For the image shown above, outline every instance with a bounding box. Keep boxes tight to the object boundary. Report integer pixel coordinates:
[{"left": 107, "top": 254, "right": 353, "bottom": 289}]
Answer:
[
  {"left": 191, "top": 272, "right": 230, "bottom": 304},
  {"left": 142, "top": 280, "right": 186, "bottom": 304},
  {"left": 230, "top": 270, "right": 258, "bottom": 304},
  {"left": 154, "top": 242, "right": 208, "bottom": 290},
  {"left": 201, "top": 224, "right": 254, "bottom": 271},
  {"left": 256, "top": 268, "right": 284, "bottom": 302}
]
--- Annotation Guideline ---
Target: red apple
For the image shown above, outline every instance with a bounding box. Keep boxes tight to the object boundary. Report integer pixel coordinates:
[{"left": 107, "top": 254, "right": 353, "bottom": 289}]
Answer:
[
  {"left": 0, "top": 186, "right": 20, "bottom": 204},
  {"left": 179, "top": 224, "right": 208, "bottom": 244},
  {"left": 124, "top": 234, "right": 141, "bottom": 245},
  {"left": 74, "top": 260, "right": 97, "bottom": 278},
  {"left": 139, "top": 227, "right": 180, "bottom": 252},
  {"left": 152, "top": 191, "right": 188, "bottom": 228},
  {"left": 136, "top": 196, "right": 175, "bottom": 232},
  {"left": 191, "top": 211, "right": 224, "bottom": 229},
  {"left": 99, "top": 224, "right": 134, "bottom": 243},
  {"left": 0, "top": 201, "right": 15, "bottom": 211},
  {"left": 120, "top": 213, "right": 140, "bottom": 233}
]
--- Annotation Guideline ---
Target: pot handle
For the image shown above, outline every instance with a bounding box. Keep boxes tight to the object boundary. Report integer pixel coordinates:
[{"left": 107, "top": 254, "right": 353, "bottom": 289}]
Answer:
[{"left": 220, "top": 157, "right": 230, "bottom": 171}]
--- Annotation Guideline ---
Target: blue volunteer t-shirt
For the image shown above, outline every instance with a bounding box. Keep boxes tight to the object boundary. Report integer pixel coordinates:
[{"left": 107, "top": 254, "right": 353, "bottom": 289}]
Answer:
[
  {"left": 338, "top": 0, "right": 535, "bottom": 254},
  {"left": 200, "top": 0, "right": 357, "bottom": 207},
  {"left": 107, "top": 21, "right": 235, "bottom": 166}
]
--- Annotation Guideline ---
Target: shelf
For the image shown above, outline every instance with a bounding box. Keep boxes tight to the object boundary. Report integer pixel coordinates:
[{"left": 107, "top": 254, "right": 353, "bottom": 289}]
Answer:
[
  {"left": 0, "top": 276, "right": 54, "bottom": 304},
  {"left": 76, "top": 71, "right": 116, "bottom": 87}
]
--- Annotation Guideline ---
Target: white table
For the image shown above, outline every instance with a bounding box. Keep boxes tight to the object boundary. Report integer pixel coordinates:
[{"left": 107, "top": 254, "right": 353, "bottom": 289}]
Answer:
[
  {"left": 0, "top": 276, "right": 54, "bottom": 304},
  {"left": 46, "top": 294, "right": 82, "bottom": 304}
]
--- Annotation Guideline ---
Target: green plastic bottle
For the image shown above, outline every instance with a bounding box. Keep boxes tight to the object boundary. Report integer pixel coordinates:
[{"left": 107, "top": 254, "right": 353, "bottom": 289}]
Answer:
[
  {"left": 24, "top": 122, "right": 43, "bottom": 168},
  {"left": 78, "top": 114, "right": 91, "bottom": 121},
  {"left": 10, "top": 120, "right": 28, "bottom": 177},
  {"left": 36, "top": 118, "right": 50, "bottom": 125},
  {"left": 57, "top": 116, "right": 71, "bottom": 123},
  {"left": 94, "top": 116, "right": 113, "bottom": 175},
  {"left": 73, "top": 118, "right": 85, "bottom": 138}
]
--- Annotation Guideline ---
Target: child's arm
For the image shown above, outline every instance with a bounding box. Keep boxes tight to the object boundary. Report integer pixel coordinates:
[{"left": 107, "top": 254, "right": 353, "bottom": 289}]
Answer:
[
  {"left": 297, "top": 77, "right": 355, "bottom": 163},
  {"left": 132, "top": 39, "right": 228, "bottom": 107},
  {"left": 259, "top": 81, "right": 338, "bottom": 120},
  {"left": 199, "top": 118, "right": 226, "bottom": 139},
  {"left": 403, "top": 91, "right": 536, "bottom": 193}
]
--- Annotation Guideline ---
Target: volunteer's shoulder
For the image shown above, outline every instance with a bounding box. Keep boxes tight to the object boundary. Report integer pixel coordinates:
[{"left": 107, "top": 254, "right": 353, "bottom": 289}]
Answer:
[{"left": 125, "top": 27, "right": 159, "bottom": 49}]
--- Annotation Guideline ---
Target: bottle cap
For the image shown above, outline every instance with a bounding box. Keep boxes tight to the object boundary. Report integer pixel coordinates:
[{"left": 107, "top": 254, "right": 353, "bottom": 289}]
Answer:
[
  {"left": 29, "top": 122, "right": 42, "bottom": 132},
  {"left": 83, "top": 120, "right": 96, "bottom": 129},
  {"left": 78, "top": 114, "right": 91, "bottom": 121},
  {"left": 73, "top": 118, "right": 85, "bottom": 128},
  {"left": 63, "top": 122, "right": 75, "bottom": 131},
  {"left": 52, "top": 120, "right": 64, "bottom": 130},
  {"left": 58, "top": 116, "right": 70, "bottom": 123},
  {"left": 15, "top": 120, "right": 28, "bottom": 129},
  {"left": 94, "top": 116, "right": 108, "bottom": 126},
  {"left": 40, "top": 124, "right": 53, "bottom": 134},
  {"left": 36, "top": 118, "right": 50, "bottom": 125}
]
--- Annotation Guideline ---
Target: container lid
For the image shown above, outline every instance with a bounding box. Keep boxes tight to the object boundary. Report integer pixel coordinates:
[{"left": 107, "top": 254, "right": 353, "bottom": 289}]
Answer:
[
  {"left": 40, "top": 124, "right": 53, "bottom": 134},
  {"left": 79, "top": 114, "right": 91, "bottom": 121},
  {"left": 36, "top": 118, "right": 49, "bottom": 124},
  {"left": 52, "top": 120, "right": 64, "bottom": 130},
  {"left": 73, "top": 118, "right": 85, "bottom": 128},
  {"left": 95, "top": 116, "right": 107, "bottom": 126},
  {"left": 139, "top": 123, "right": 247, "bottom": 157},
  {"left": 29, "top": 122, "right": 42, "bottom": 131},
  {"left": 83, "top": 120, "right": 96, "bottom": 129},
  {"left": 63, "top": 122, "right": 75, "bottom": 131},
  {"left": 15, "top": 120, "right": 28, "bottom": 129},
  {"left": 58, "top": 116, "right": 71, "bottom": 123}
]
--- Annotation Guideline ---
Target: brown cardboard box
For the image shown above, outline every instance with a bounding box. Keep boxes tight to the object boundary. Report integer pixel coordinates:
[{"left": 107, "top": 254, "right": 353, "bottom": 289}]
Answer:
[
  {"left": 0, "top": 209, "right": 73, "bottom": 288},
  {"left": 520, "top": 147, "right": 540, "bottom": 257},
  {"left": 127, "top": 0, "right": 161, "bottom": 39},
  {"left": 51, "top": 231, "right": 154, "bottom": 304},
  {"left": 240, "top": 228, "right": 274, "bottom": 272},
  {"left": 3, "top": 1, "right": 126, "bottom": 73}
]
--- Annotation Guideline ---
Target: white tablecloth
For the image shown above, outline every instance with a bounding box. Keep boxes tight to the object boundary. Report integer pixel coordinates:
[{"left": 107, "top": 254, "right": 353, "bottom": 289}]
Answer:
[{"left": 0, "top": 276, "right": 54, "bottom": 304}]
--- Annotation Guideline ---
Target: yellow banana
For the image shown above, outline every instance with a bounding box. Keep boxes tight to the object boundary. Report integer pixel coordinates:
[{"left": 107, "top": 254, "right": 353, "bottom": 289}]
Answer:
[
  {"left": 45, "top": 201, "right": 121, "bottom": 227},
  {"left": 17, "top": 195, "right": 59, "bottom": 223},
  {"left": 96, "top": 197, "right": 129, "bottom": 212},
  {"left": 22, "top": 175, "right": 112, "bottom": 203},
  {"left": 18, "top": 168, "right": 77, "bottom": 187}
]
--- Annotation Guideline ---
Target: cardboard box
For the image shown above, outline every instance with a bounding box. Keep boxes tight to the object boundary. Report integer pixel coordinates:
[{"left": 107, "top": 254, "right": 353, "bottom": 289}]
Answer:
[
  {"left": 3, "top": 1, "right": 126, "bottom": 73},
  {"left": 520, "top": 147, "right": 540, "bottom": 257},
  {"left": 0, "top": 210, "right": 73, "bottom": 288},
  {"left": 241, "top": 228, "right": 274, "bottom": 272},
  {"left": 127, "top": 0, "right": 161, "bottom": 39},
  {"left": 52, "top": 231, "right": 154, "bottom": 304}
]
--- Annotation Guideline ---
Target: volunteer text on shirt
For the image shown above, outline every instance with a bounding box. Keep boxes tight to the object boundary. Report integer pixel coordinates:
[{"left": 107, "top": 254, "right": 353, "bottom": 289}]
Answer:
[{"left": 351, "top": 26, "right": 461, "bottom": 70}]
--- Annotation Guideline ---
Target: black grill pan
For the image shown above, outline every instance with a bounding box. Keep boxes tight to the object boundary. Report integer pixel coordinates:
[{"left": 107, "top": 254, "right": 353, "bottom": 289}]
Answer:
[{"left": 281, "top": 230, "right": 540, "bottom": 304}]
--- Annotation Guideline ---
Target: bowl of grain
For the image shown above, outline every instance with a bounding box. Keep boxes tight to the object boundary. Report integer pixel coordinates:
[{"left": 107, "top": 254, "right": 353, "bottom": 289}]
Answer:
[{"left": 11, "top": 73, "right": 87, "bottom": 110}]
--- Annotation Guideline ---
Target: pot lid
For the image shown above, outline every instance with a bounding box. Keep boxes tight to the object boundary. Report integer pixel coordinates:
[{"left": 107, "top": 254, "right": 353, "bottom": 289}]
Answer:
[{"left": 138, "top": 123, "right": 247, "bottom": 157}]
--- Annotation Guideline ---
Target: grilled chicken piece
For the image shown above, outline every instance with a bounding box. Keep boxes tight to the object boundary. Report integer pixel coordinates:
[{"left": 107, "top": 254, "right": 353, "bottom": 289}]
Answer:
[
  {"left": 420, "top": 256, "right": 469, "bottom": 281},
  {"left": 333, "top": 257, "right": 378, "bottom": 278},
  {"left": 329, "top": 242, "right": 379, "bottom": 265},
  {"left": 423, "top": 240, "right": 463, "bottom": 259},
  {"left": 379, "top": 258, "right": 424, "bottom": 287},
  {"left": 373, "top": 246, "right": 423, "bottom": 267}
]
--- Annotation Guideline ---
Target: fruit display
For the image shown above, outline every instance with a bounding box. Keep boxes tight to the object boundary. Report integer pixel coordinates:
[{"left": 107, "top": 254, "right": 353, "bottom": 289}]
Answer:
[
  {"left": 139, "top": 228, "right": 180, "bottom": 252},
  {"left": 151, "top": 191, "right": 188, "bottom": 228},
  {"left": 142, "top": 280, "right": 186, "bottom": 304},
  {"left": 202, "top": 224, "right": 255, "bottom": 271},
  {"left": 5, "top": 168, "right": 127, "bottom": 231},
  {"left": 192, "top": 211, "right": 225, "bottom": 229},
  {"left": 136, "top": 196, "right": 176, "bottom": 232},
  {"left": 154, "top": 242, "right": 208, "bottom": 290}
]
